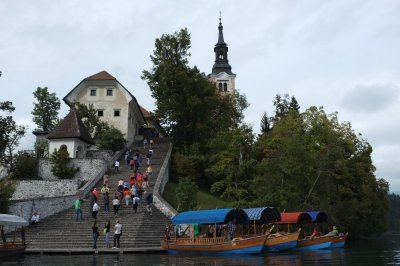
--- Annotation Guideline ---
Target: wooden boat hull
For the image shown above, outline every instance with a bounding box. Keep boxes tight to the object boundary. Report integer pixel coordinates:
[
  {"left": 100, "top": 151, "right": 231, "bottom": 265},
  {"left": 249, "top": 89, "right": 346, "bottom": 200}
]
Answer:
[
  {"left": 263, "top": 231, "right": 300, "bottom": 252},
  {"left": 160, "top": 234, "right": 268, "bottom": 254},
  {"left": 295, "top": 236, "right": 331, "bottom": 250},
  {"left": 328, "top": 234, "right": 348, "bottom": 248},
  {"left": 0, "top": 244, "right": 26, "bottom": 258}
]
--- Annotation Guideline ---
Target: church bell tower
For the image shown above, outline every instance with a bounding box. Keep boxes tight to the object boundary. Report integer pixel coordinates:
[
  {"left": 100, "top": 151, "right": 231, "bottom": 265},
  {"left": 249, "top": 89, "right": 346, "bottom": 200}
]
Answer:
[{"left": 209, "top": 15, "right": 236, "bottom": 94}]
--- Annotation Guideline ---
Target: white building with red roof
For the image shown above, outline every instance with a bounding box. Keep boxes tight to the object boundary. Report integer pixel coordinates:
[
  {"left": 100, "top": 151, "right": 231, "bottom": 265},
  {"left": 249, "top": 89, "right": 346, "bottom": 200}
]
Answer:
[{"left": 63, "top": 71, "right": 146, "bottom": 144}]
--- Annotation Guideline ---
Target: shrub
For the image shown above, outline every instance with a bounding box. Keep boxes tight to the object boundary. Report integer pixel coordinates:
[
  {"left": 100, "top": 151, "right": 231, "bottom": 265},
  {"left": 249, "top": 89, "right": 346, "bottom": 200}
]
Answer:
[{"left": 49, "top": 146, "right": 79, "bottom": 179}]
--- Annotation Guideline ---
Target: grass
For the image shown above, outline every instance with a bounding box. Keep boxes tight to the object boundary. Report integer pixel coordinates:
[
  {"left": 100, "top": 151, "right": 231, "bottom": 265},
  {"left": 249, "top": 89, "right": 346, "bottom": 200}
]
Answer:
[{"left": 162, "top": 181, "right": 230, "bottom": 211}]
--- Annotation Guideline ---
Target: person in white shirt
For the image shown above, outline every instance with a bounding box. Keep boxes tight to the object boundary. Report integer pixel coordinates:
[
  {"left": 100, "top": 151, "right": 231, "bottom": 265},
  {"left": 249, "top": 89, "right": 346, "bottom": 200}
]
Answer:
[
  {"left": 114, "top": 160, "right": 120, "bottom": 172},
  {"left": 92, "top": 201, "right": 100, "bottom": 219},
  {"left": 29, "top": 212, "right": 40, "bottom": 227},
  {"left": 113, "top": 220, "right": 122, "bottom": 248},
  {"left": 112, "top": 196, "right": 120, "bottom": 216}
]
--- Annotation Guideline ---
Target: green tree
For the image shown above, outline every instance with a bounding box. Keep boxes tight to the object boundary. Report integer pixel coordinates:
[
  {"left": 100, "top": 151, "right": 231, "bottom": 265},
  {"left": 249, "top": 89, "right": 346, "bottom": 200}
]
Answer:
[
  {"left": 260, "top": 111, "right": 271, "bottom": 134},
  {"left": 0, "top": 101, "right": 16, "bottom": 157},
  {"left": 142, "top": 28, "right": 242, "bottom": 151},
  {"left": 97, "top": 127, "right": 126, "bottom": 151},
  {"left": 49, "top": 146, "right": 79, "bottom": 179},
  {"left": 208, "top": 125, "right": 256, "bottom": 207},
  {"left": 0, "top": 176, "right": 15, "bottom": 213},
  {"left": 13, "top": 151, "right": 39, "bottom": 179},
  {"left": 32, "top": 87, "right": 61, "bottom": 131},
  {"left": 5, "top": 125, "right": 26, "bottom": 171},
  {"left": 75, "top": 103, "right": 110, "bottom": 138},
  {"left": 176, "top": 177, "right": 198, "bottom": 211},
  {"left": 252, "top": 104, "right": 389, "bottom": 237}
]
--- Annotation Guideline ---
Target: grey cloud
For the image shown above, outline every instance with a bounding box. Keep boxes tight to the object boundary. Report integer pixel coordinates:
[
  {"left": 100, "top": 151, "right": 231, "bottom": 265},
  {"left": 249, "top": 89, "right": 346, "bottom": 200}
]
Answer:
[{"left": 341, "top": 84, "right": 399, "bottom": 113}]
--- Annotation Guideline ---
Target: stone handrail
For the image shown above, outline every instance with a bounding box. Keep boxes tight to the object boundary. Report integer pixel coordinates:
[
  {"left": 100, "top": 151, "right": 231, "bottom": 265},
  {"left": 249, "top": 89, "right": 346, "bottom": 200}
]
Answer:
[
  {"left": 153, "top": 142, "right": 177, "bottom": 218},
  {"left": 77, "top": 140, "right": 133, "bottom": 198}
]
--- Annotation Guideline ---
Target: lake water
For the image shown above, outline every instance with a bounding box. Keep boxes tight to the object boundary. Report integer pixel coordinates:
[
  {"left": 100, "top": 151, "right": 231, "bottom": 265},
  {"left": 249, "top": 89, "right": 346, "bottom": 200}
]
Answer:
[{"left": 2, "top": 235, "right": 400, "bottom": 265}]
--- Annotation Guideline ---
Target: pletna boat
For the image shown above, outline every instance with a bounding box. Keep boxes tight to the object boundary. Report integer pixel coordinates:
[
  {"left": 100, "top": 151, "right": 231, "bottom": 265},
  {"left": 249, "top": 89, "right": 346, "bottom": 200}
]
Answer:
[
  {"left": 244, "top": 207, "right": 300, "bottom": 252},
  {"left": 0, "top": 214, "right": 29, "bottom": 258},
  {"left": 327, "top": 232, "right": 348, "bottom": 248},
  {"left": 278, "top": 212, "right": 332, "bottom": 250},
  {"left": 160, "top": 208, "right": 270, "bottom": 254}
]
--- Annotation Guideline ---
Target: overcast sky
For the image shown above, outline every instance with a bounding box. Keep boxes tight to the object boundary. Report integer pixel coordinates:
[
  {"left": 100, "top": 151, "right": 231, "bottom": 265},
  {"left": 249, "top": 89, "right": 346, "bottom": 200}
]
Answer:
[{"left": 1, "top": 0, "right": 399, "bottom": 192}]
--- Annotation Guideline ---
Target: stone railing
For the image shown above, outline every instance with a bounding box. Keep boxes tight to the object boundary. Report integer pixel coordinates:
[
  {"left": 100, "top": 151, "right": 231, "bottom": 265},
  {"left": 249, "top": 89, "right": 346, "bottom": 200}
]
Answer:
[
  {"left": 77, "top": 141, "right": 132, "bottom": 198},
  {"left": 153, "top": 142, "right": 177, "bottom": 218}
]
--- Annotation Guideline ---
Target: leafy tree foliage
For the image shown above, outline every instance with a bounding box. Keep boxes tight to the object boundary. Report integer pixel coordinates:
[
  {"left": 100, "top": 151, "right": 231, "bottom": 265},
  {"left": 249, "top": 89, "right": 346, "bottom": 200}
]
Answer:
[
  {"left": 0, "top": 176, "right": 15, "bottom": 213},
  {"left": 97, "top": 127, "right": 126, "bottom": 151},
  {"left": 5, "top": 125, "right": 26, "bottom": 171},
  {"left": 176, "top": 177, "right": 198, "bottom": 211},
  {"left": 0, "top": 101, "right": 26, "bottom": 167},
  {"left": 49, "top": 146, "right": 79, "bottom": 179},
  {"left": 142, "top": 28, "right": 243, "bottom": 151},
  {"left": 260, "top": 111, "right": 271, "bottom": 134},
  {"left": 32, "top": 87, "right": 61, "bottom": 131},
  {"left": 387, "top": 193, "right": 400, "bottom": 231},
  {"left": 207, "top": 125, "right": 256, "bottom": 207},
  {"left": 272, "top": 93, "right": 300, "bottom": 122},
  {"left": 13, "top": 152, "right": 39, "bottom": 179},
  {"left": 75, "top": 103, "right": 110, "bottom": 138},
  {"left": 0, "top": 101, "right": 16, "bottom": 156},
  {"left": 252, "top": 105, "right": 389, "bottom": 237}
]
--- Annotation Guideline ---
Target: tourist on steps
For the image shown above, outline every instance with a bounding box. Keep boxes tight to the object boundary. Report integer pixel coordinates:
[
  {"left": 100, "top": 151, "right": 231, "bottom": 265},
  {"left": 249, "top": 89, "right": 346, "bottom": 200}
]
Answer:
[
  {"left": 112, "top": 196, "right": 120, "bottom": 217},
  {"left": 113, "top": 220, "right": 122, "bottom": 249},
  {"left": 92, "top": 201, "right": 100, "bottom": 219},
  {"left": 29, "top": 212, "right": 40, "bottom": 227},
  {"left": 75, "top": 198, "right": 83, "bottom": 221},
  {"left": 104, "top": 220, "right": 111, "bottom": 248},
  {"left": 92, "top": 221, "right": 99, "bottom": 249},
  {"left": 104, "top": 192, "right": 110, "bottom": 213}
]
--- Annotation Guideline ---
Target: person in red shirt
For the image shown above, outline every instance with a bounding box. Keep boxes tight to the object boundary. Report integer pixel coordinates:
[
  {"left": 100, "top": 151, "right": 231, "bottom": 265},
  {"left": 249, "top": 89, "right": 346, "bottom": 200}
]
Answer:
[{"left": 92, "top": 188, "right": 100, "bottom": 200}]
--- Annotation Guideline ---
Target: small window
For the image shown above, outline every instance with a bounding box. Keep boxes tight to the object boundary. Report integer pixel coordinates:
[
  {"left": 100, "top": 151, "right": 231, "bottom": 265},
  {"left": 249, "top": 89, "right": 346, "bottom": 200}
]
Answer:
[
  {"left": 114, "top": 109, "right": 120, "bottom": 117},
  {"left": 106, "top": 88, "right": 113, "bottom": 96},
  {"left": 224, "top": 83, "right": 228, "bottom": 92},
  {"left": 218, "top": 83, "right": 222, "bottom": 91},
  {"left": 97, "top": 110, "right": 104, "bottom": 117},
  {"left": 90, "top": 89, "right": 97, "bottom": 96}
]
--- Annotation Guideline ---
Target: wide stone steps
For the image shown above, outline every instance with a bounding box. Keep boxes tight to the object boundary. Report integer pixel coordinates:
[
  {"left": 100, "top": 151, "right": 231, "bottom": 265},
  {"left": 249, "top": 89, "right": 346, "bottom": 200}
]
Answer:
[{"left": 24, "top": 138, "right": 171, "bottom": 250}]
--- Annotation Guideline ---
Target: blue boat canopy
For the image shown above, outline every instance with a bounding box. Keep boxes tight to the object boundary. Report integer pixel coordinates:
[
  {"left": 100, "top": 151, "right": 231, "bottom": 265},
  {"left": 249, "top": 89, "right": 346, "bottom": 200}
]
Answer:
[
  {"left": 307, "top": 211, "right": 328, "bottom": 223},
  {"left": 244, "top": 207, "right": 281, "bottom": 223},
  {"left": 171, "top": 208, "right": 249, "bottom": 225}
]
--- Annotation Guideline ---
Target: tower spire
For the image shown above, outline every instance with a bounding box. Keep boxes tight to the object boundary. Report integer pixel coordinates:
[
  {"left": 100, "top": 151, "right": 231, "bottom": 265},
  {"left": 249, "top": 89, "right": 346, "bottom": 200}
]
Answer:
[
  {"left": 218, "top": 11, "right": 225, "bottom": 44},
  {"left": 209, "top": 14, "right": 236, "bottom": 94}
]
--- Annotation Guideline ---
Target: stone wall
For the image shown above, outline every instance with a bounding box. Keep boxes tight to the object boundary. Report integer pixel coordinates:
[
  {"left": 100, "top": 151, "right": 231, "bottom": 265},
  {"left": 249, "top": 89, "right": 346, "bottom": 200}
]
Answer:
[
  {"left": 153, "top": 143, "right": 177, "bottom": 218},
  {"left": 9, "top": 195, "right": 77, "bottom": 226},
  {"left": 39, "top": 158, "right": 107, "bottom": 181},
  {"left": 10, "top": 180, "right": 79, "bottom": 200}
]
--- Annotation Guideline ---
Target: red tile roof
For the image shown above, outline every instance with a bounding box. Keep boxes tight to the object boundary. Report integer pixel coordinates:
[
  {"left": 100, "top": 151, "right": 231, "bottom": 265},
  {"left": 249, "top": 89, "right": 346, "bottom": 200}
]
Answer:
[
  {"left": 84, "top": 70, "right": 116, "bottom": 81},
  {"left": 139, "top": 105, "right": 152, "bottom": 118},
  {"left": 47, "top": 108, "right": 95, "bottom": 144}
]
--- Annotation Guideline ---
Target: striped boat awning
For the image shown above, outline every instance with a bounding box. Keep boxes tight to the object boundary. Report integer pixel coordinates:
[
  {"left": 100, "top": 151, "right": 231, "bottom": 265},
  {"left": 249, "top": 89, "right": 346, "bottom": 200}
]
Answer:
[{"left": 244, "top": 207, "right": 281, "bottom": 223}]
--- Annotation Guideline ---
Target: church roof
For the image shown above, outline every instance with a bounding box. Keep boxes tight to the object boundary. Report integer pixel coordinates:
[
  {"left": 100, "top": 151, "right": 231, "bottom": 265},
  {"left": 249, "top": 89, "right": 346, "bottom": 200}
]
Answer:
[
  {"left": 47, "top": 108, "right": 95, "bottom": 144},
  {"left": 84, "top": 70, "right": 116, "bottom": 81},
  {"left": 139, "top": 105, "right": 152, "bottom": 118},
  {"left": 212, "top": 18, "right": 234, "bottom": 76}
]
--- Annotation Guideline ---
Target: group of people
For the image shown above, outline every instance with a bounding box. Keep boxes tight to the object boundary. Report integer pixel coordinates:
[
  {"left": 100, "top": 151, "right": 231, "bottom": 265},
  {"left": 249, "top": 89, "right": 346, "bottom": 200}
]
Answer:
[
  {"left": 124, "top": 145, "right": 154, "bottom": 172},
  {"left": 71, "top": 141, "right": 157, "bottom": 249},
  {"left": 306, "top": 225, "right": 340, "bottom": 238},
  {"left": 91, "top": 220, "right": 122, "bottom": 249}
]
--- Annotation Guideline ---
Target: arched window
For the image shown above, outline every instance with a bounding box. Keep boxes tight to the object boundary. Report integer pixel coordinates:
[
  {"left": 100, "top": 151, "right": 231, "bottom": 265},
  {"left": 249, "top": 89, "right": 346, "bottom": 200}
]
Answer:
[
  {"left": 219, "top": 51, "right": 224, "bottom": 60},
  {"left": 218, "top": 83, "right": 222, "bottom": 91},
  {"left": 224, "top": 83, "right": 228, "bottom": 92}
]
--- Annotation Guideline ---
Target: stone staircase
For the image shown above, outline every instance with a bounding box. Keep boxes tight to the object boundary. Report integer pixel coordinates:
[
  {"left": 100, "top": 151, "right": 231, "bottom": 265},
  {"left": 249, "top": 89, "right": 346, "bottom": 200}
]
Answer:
[{"left": 24, "top": 138, "right": 171, "bottom": 250}]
